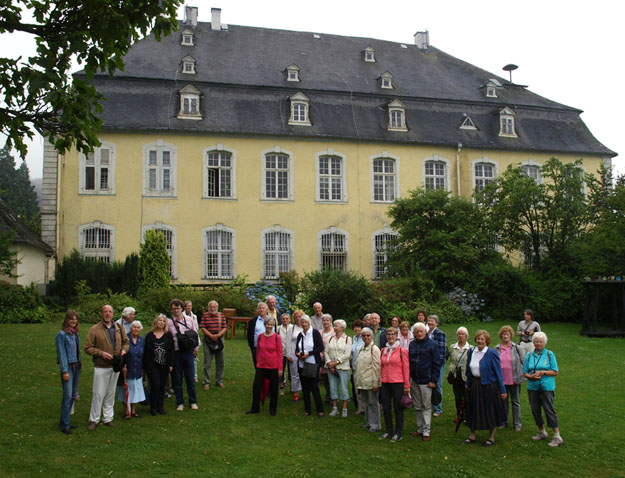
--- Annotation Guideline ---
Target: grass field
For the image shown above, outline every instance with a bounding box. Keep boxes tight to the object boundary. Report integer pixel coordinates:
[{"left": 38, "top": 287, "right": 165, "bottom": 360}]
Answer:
[{"left": 0, "top": 320, "right": 623, "bottom": 478}]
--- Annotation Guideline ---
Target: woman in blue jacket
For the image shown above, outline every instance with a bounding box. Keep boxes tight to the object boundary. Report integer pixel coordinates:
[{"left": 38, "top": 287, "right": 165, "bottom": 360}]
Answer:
[
  {"left": 464, "top": 330, "right": 507, "bottom": 447},
  {"left": 55, "top": 310, "right": 81, "bottom": 435}
]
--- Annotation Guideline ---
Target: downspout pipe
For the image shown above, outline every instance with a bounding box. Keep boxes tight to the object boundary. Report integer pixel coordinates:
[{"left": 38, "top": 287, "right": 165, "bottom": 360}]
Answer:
[{"left": 456, "top": 143, "right": 463, "bottom": 197}]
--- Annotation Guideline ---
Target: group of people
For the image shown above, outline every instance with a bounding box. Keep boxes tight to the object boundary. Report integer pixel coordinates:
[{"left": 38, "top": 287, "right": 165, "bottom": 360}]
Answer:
[
  {"left": 54, "top": 298, "right": 229, "bottom": 433},
  {"left": 244, "top": 304, "right": 563, "bottom": 447},
  {"left": 55, "top": 300, "right": 562, "bottom": 448}
]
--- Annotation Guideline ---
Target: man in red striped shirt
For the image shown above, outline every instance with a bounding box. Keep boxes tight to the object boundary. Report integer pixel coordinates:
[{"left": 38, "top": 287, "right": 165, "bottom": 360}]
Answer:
[{"left": 200, "top": 300, "right": 228, "bottom": 390}]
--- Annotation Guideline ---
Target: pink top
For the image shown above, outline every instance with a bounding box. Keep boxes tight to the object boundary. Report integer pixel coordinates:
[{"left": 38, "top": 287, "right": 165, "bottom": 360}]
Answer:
[
  {"left": 380, "top": 346, "right": 410, "bottom": 389},
  {"left": 168, "top": 316, "right": 199, "bottom": 353},
  {"left": 256, "top": 333, "right": 283, "bottom": 372},
  {"left": 499, "top": 343, "right": 514, "bottom": 385}
]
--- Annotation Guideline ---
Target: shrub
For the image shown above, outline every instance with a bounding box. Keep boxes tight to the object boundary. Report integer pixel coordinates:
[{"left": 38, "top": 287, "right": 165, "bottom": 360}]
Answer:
[
  {"left": 298, "top": 269, "right": 376, "bottom": 323},
  {"left": 138, "top": 231, "right": 170, "bottom": 297},
  {"left": 246, "top": 281, "right": 292, "bottom": 315},
  {"left": 0, "top": 283, "right": 49, "bottom": 323}
]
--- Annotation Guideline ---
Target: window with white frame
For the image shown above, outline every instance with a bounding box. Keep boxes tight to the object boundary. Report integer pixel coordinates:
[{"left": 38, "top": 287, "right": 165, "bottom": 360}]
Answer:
[
  {"left": 204, "top": 147, "right": 235, "bottom": 198},
  {"left": 203, "top": 225, "right": 235, "bottom": 279},
  {"left": 364, "top": 46, "right": 375, "bottom": 62},
  {"left": 181, "top": 55, "right": 196, "bottom": 74},
  {"left": 286, "top": 64, "right": 300, "bottom": 82},
  {"left": 499, "top": 107, "right": 517, "bottom": 137},
  {"left": 288, "top": 92, "right": 311, "bottom": 125},
  {"left": 317, "top": 153, "right": 346, "bottom": 201},
  {"left": 263, "top": 149, "right": 292, "bottom": 200},
  {"left": 371, "top": 156, "right": 398, "bottom": 202},
  {"left": 522, "top": 164, "right": 541, "bottom": 183},
  {"left": 474, "top": 161, "right": 496, "bottom": 192},
  {"left": 79, "top": 222, "right": 114, "bottom": 263},
  {"left": 380, "top": 71, "right": 393, "bottom": 89},
  {"left": 177, "top": 84, "right": 202, "bottom": 120},
  {"left": 388, "top": 99, "right": 407, "bottom": 131},
  {"left": 79, "top": 141, "right": 115, "bottom": 194},
  {"left": 181, "top": 30, "right": 194, "bottom": 46},
  {"left": 142, "top": 224, "right": 176, "bottom": 279},
  {"left": 424, "top": 160, "right": 446, "bottom": 190},
  {"left": 460, "top": 115, "right": 477, "bottom": 130},
  {"left": 318, "top": 228, "right": 348, "bottom": 271},
  {"left": 372, "top": 228, "right": 398, "bottom": 279},
  {"left": 262, "top": 226, "right": 293, "bottom": 279},
  {"left": 143, "top": 141, "right": 177, "bottom": 197}
]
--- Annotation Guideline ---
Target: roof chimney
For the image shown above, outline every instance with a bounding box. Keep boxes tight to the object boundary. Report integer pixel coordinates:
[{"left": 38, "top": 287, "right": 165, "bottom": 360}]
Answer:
[
  {"left": 211, "top": 8, "right": 222, "bottom": 31},
  {"left": 184, "top": 6, "right": 198, "bottom": 27},
  {"left": 414, "top": 30, "right": 429, "bottom": 50}
]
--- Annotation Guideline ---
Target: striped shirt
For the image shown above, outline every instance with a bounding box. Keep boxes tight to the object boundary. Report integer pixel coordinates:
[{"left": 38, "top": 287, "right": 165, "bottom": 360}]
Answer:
[{"left": 200, "top": 311, "right": 227, "bottom": 334}]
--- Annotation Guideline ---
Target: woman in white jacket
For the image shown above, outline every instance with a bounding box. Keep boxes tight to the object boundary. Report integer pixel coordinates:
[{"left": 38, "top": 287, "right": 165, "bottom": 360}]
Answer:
[
  {"left": 354, "top": 327, "right": 381, "bottom": 432},
  {"left": 286, "top": 310, "right": 305, "bottom": 402},
  {"left": 325, "top": 319, "right": 353, "bottom": 417}
]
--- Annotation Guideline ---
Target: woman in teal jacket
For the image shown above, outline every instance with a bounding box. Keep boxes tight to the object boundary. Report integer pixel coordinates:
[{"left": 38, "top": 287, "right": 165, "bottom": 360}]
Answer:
[{"left": 55, "top": 310, "right": 81, "bottom": 435}]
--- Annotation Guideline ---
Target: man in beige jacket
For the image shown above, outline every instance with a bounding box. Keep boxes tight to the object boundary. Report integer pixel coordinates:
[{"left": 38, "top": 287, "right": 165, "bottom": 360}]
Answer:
[{"left": 85, "top": 304, "right": 129, "bottom": 429}]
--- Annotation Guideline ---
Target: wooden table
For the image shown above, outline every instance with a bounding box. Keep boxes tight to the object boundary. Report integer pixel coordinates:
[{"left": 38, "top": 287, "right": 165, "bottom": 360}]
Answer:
[{"left": 227, "top": 316, "right": 252, "bottom": 340}]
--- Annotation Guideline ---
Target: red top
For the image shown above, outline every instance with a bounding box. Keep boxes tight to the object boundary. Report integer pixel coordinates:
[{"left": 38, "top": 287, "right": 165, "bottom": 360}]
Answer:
[
  {"left": 256, "top": 333, "right": 283, "bottom": 372},
  {"left": 381, "top": 345, "right": 410, "bottom": 389},
  {"left": 200, "top": 311, "right": 227, "bottom": 334}
]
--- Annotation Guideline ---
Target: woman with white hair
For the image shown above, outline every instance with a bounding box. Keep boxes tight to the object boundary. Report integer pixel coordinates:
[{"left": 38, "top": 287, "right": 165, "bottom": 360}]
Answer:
[
  {"left": 117, "top": 320, "right": 145, "bottom": 418},
  {"left": 522, "top": 331, "right": 563, "bottom": 447},
  {"left": 286, "top": 310, "right": 304, "bottom": 402},
  {"left": 354, "top": 327, "right": 382, "bottom": 432},
  {"left": 116, "top": 306, "right": 136, "bottom": 335},
  {"left": 325, "top": 319, "right": 352, "bottom": 417},
  {"left": 447, "top": 326, "right": 472, "bottom": 422},
  {"left": 295, "top": 314, "right": 325, "bottom": 417}
]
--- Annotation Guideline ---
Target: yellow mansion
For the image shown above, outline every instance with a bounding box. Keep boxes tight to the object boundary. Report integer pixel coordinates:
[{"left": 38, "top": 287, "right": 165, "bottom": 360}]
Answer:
[{"left": 41, "top": 7, "right": 615, "bottom": 283}]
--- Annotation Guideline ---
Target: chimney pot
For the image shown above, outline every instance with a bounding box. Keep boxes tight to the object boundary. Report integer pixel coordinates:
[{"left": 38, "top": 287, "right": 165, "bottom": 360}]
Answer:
[
  {"left": 184, "top": 6, "right": 198, "bottom": 27},
  {"left": 414, "top": 30, "right": 429, "bottom": 50},
  {"left": 211, "top": 8, "right": 222, "bottom": 31}
]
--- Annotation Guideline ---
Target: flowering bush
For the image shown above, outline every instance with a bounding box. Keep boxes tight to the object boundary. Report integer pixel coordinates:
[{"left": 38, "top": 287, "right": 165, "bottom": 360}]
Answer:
[
  {"left": 446, "top": 288, "right": 491, "bottom": 322},
  {"left": 246, "top": 281, "right": 292, "bottom": 315}
]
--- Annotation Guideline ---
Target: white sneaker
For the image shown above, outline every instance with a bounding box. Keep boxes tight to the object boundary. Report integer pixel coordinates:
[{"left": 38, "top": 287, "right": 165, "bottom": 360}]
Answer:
[
  {"left": 176, "top": 404, "right": 184, "bottom": 411},
  {"left": 341, "top": 408, "right": 348, "bottom": 418},
  {"left": 532, "top": 430, "right": 548, "bottom": 440},
  {"left": 390, "top": 434, "right": 403, "bottom": 442},
  {"left": 190, "top": 403, "right": 199, "bottom": 410},
  {"left": 548, "top": 436, "right": 563, "bottom": 447},
  {"left": 329, "top": 407, "right": 338, "bottom": 417}
]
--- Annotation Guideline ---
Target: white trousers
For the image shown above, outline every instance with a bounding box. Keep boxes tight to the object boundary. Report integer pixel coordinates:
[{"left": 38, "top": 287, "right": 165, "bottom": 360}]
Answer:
[{"left": 89, "top": 367, "right": 119, "bottom": 423}]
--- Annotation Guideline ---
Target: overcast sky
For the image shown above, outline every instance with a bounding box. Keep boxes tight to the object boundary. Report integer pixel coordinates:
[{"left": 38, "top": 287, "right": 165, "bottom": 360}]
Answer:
[{"left": 1, "top": 0, "right": 622, "bottom": 178}]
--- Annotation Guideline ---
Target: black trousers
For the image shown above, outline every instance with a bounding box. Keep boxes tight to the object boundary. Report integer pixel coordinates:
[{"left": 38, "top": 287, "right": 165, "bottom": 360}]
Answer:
[
  {"left": 147, "top": 365, "right": 169, "bottom": 413},
  {"left": 299, "top": 367, "right": 324, "bottom": 414},
  {"left": 251, "top": 368, "right": 279, "bottom": 414},
  {"left": 381, "top": 382, "right": 405, "bottom": 436},
  {"left": 452, "top": 374, "right": 467, "bottom": 417}
]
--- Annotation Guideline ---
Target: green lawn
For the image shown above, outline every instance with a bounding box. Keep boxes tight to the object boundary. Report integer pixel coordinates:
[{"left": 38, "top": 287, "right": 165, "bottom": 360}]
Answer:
[{"left": 0, "top": 321, "right": 623, "bottom": 478}]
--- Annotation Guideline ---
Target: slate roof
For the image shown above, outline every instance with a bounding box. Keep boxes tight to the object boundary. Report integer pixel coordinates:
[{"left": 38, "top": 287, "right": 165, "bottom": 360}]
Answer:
[
  {"left": 0, "top": 200, "right": 54, "bottom": 256},
  {"left": 79, "top": 21, "right": 615, "bottom": 157}
]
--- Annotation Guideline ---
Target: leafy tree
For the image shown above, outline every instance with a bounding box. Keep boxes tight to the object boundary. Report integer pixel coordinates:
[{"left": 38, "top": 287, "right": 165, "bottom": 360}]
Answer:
[
  {"left": 138, "top": 230, "right": 170, "bottom": 297},
  {"left": 0, "top": 0, "right": 181, "bottom": 157},
  {"left": 0, "top": 229, "right": 17, "bottom": 277},
  {"left": 0, "top": 142, "right": 40, "bottom": 231},
  {"left": 387, "top": 188, "right": 493, "bottom": 290},
  {"left": 476, "top": 158, "right": 588, "bottom": 270}
]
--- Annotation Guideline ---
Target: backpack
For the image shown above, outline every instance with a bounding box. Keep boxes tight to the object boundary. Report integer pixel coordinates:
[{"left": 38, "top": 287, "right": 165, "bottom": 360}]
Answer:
[{"left": 172, "top": 318, "right": 199, "bottom": 353}]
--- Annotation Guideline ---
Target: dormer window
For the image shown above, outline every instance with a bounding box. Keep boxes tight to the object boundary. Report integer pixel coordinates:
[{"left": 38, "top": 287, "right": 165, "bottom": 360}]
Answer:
[
  {"left": 178, "top": 84, "right": 202, "bottom": 120},
  {"left": 460, "top": 115, "right": 477, "bottom": 130},
  {"left": 288, "top": 92, "right": 311, "bottom": 126},
  {"left": 387, "top": 99, "right": 407, "bottom": 131},
  {"left": 286, "top": 64, "right": 300, "bottom": 82},
  {"left": 181, "top": 55, "right": 196, "bottom": 74},
  {"left": 181, "top": 29, "right": 194, "bottom": 46},
  {"left": 485, "top": 79, "right": 502, "bottom": 98},
  {"left": 364, "top": 46, "right": 376, "bottom": 62},
  {"left": 380, "top": 71, "right": 393, "bottom": 89},
  {"left": 499, "top": 107, "right": 517, "bottom": 137}
]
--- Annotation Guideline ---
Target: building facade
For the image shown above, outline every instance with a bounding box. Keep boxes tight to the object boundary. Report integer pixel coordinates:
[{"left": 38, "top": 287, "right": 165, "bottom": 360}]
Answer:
[{"left": 42, "top": 7, "right": 615, "bottom": 283}]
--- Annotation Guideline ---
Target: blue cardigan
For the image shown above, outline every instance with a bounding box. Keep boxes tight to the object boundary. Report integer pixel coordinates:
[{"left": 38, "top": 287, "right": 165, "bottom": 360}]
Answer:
[{"left": 465, "top": 347, "right": 506, "bottom": 394}]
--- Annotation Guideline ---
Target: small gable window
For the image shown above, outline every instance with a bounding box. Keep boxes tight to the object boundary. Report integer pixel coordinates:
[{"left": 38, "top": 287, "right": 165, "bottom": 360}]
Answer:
[
  {"left": 181, "top": 29, "right": 194, "bottom": 46},
  {"left": 380, "top": 71, "right": 393, "bottom": 89},
  {"left": 485, "top": 79, "right": 501, "bottom": 98},
  {"left": 387, "top": 99, "right": 407, "bottom": 131},
  {"left": 364, "top": 46, "right": 376, "bottom": 62},
  {"left": 499, "top": 107, "right": 517, "bottom": 137},
  {"left": 460, "top": 114, "right": 477, "bottom": 130},
  {"left": 178, "top": 85, "right": 202, "bottom": 120},
  {"left": 182, "top": 55, "right": 196, "bottom": 74},
  {"left": 286, "top": 64, "right": 300, "bottom": 82},
  {"left": 288, "top": 92, "right": 311, "bottom": 126}
]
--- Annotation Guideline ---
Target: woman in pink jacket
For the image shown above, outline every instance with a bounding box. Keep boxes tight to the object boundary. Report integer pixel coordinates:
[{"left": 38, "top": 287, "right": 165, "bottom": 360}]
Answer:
[{"left": 379, "top": 327, "right": 410, "bottom": 442}]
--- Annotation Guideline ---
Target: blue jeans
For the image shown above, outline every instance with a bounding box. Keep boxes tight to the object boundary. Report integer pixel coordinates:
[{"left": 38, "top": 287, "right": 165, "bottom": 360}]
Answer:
[
  {"left": 433, "top": 366, "right": 444, "bottom": 414},
  {"left": 173, "top": 350, "right": 197, "bottom": 406},
  {"left": 60, "top": 364, "right": 80, "bottom": 429},
  {"left": 328, "top": 369, "right": 350, "bottom": 401}
]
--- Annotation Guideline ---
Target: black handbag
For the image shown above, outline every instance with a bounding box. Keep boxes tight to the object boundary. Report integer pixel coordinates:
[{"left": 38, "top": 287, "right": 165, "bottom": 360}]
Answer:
[
  {"left": 301, "top": 362, "right": 318, "bottom": 378},
  {"left": 173, "top": 318, "right": 199, "bottom": 353},
  {"left": 205, "top": 336, "right": 224, "bottom": 351}
]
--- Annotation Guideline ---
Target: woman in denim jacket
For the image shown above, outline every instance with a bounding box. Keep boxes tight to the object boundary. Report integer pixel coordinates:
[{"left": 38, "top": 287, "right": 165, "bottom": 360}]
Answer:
[{"left": 55, "top": 310, "right": 81, "bottom": 434}]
